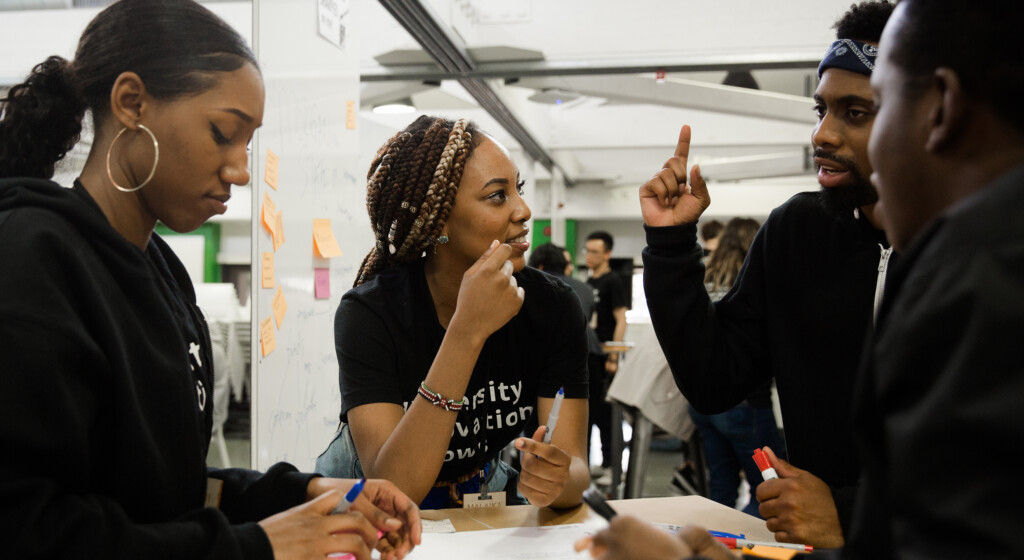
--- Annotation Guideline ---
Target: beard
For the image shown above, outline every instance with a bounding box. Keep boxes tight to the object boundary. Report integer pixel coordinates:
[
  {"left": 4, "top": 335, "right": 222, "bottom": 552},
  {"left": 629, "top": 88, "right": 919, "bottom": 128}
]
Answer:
[{"left": 815, "top": 149, "right": 879, "bottom": 218}]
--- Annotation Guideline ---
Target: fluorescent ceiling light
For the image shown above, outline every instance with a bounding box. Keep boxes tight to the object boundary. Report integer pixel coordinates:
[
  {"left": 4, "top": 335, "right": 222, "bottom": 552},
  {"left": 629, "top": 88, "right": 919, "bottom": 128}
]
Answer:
[{"left": 372, "top": 103, "right": 416, "bottom": 114}]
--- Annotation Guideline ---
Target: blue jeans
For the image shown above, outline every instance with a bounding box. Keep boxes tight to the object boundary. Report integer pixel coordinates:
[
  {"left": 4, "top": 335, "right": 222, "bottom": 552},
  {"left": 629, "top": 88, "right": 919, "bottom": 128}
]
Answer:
[
  {"left": 689, "top": 403, "right": 786, "bottom": 518},
  {"left": 315, "top": 424, "right": 525, "bottom": 509}
]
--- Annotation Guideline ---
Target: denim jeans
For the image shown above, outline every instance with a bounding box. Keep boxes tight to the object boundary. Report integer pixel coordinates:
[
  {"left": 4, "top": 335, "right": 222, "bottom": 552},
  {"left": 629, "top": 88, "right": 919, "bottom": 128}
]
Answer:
[
  {"left": 689, "top": 403, "right": 786, "bottom": 518},
  {"left": 315, "top": 423, "right": 525, "bottom": 509}
]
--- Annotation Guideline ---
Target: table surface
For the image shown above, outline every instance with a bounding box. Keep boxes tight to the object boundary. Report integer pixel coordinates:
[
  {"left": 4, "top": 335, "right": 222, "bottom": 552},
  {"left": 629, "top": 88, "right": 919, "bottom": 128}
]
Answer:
[{"left": 420, "top": 495, "right": 775, "bottom": 541}]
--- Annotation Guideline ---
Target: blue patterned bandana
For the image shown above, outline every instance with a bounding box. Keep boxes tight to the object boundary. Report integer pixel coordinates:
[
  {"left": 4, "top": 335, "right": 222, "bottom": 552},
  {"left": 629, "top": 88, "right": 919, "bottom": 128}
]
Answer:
[{"left": 817, "top": 39, "right": 879, "bottom": 78}]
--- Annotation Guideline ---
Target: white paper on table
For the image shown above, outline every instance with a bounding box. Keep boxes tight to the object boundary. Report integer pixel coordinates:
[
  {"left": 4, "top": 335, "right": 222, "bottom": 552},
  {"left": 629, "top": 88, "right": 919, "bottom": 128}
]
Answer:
[
  {"left": 421, "top": 518, "right": 457, "bottom": 533},
  {"left": 407, "top": 521, "right": 608, "bottom": 559}
]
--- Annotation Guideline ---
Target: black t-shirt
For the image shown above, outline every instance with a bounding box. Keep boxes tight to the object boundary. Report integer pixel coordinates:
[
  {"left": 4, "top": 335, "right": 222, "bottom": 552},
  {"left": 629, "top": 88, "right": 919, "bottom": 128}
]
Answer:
[
  {"left": 587, "top": 272, "right": 628, "bottom": 342},
  {"left": 335, "top": 260, "right": 589, "bottom": 482}
]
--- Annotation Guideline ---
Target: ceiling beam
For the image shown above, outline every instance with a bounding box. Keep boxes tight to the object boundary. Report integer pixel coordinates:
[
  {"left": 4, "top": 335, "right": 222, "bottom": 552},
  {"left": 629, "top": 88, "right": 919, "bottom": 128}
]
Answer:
[
  {"left": 361, "top": 56, "right": 820, "bottom": 82},
  {"left": 515, "top": 75, "right": 817, "bottom": 125},
  {"left": 378, "top": 0, "right": 571, "bottom": 183},
  {"left": 698, "top": 149, "right": 813, "bottom": 182}
]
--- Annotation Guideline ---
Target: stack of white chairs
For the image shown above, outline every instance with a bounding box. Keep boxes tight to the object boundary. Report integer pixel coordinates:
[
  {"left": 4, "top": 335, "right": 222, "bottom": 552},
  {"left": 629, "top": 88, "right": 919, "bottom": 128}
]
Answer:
[{"left": 195, "top": 283, "right": 245, "bottom": 468}]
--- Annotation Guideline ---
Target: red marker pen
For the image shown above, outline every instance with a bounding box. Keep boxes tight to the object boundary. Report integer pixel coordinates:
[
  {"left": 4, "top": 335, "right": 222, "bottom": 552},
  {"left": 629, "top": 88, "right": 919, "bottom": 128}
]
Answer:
[{"left": 752, "top": 448, "right": 778, "bottom": 481}]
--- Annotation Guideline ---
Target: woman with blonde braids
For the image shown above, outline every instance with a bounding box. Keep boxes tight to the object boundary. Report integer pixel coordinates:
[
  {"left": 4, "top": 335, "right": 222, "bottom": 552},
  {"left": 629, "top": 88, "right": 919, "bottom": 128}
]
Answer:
[{"left": 317, "top": 115, "right": 591, "bottom": 510}]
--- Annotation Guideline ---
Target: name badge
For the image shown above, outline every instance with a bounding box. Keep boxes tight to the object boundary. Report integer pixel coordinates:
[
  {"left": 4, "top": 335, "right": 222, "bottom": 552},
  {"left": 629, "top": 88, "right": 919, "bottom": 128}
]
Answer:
[
  {"left": 205, "top": 478, "right": 224, "bottom": 509},
  {"left": 463, "top": 491, "right": 505, "bottom": 508}
]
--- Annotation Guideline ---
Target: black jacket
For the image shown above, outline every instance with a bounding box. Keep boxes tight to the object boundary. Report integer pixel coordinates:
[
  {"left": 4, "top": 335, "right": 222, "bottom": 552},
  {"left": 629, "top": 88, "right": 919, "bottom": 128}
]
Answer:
[
  {"left": 845, "top": 164, "right": 1024, "bottom": 559},
  {"left": 642, "top": 192, "right": 889, "bottom": 534},
  {"left": 0, "top": 178, "right": 315, "bottom": 559}
]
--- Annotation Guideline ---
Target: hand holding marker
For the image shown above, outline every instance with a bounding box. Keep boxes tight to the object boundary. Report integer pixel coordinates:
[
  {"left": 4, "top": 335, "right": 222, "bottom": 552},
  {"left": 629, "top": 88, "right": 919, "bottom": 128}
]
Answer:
[
  {"left": 330, "top": 477, "right": 366, "bottom": 515},
  {"left": 752, "top": 448, "right": 778, "bottom": 480},
  {"left": 542, "top": 387, "right": 565, "bottom": 444}
]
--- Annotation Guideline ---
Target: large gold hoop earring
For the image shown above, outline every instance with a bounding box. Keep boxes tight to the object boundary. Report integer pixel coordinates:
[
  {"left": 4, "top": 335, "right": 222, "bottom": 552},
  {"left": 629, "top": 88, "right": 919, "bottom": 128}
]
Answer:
[{"left": 106, "top": 123, "right": 160, "bottom": 193}]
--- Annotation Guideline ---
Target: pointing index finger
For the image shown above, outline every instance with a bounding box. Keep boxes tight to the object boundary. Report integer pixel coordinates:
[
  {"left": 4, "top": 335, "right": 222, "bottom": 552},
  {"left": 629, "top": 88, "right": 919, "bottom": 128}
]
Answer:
[
  {"left": 674, "top": 124, "right": 692, "bottom": 161},
  {"left": 516, "top": 436, "right": 569, "bottom": 467}
]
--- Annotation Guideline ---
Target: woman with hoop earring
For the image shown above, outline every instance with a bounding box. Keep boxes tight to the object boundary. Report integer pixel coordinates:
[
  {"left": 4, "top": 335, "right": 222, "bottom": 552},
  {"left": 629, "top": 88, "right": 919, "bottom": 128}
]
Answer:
[{"left": 0, "top": 1, "right": 419, "bottom": 558}]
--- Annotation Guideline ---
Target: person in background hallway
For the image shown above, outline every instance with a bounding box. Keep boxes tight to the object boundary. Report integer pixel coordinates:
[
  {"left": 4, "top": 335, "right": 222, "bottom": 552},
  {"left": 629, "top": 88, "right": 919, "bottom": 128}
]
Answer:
[
  {"left": 640, "top": 1, "right": 895, "bottom": 548},
  {"left": 583, "top": 230, "right": 628, "bottom": 483},
  {"left": 699, "top": 219, "right": 723, "bottom": 260},
  {"left": 689, "top": 217, "right": 786, "bottom": 518},
  {"left": 529, "top": 243, "right": 606, "bottom": 470},
  {"left": 0, "top": 1, "right": 420, "bottom": 558},
  {"left": 577, "top": 1, "right": 1024, "bottom": 557},
  {"left": 529, "top": 242, "right": 596, "bottom": 325},
  {"left": 317, "top": 116, "right": 590, "bottom": 511}
]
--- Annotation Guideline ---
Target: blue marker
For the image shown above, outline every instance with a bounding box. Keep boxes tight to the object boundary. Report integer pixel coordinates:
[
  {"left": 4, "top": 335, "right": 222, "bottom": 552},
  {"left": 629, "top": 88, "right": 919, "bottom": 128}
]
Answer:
[
  {"left": 542, "top": 387, "right": 565, "bottom": 444},
  {"left": 330, "top": 478, "right": 366, "bottom": 515}
]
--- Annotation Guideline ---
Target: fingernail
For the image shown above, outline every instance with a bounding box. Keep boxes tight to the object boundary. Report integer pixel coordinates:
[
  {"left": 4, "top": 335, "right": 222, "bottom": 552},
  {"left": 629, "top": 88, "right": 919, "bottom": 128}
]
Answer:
[{"left": 515, "top": 439, "right": 524, "bottom": 448}]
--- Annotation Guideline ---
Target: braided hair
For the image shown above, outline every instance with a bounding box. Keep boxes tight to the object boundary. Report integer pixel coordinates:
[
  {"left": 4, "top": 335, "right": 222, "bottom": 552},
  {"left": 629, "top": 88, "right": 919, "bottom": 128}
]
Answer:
[{"left": 355, "top": 115, "right": 483, "bottom": 286}]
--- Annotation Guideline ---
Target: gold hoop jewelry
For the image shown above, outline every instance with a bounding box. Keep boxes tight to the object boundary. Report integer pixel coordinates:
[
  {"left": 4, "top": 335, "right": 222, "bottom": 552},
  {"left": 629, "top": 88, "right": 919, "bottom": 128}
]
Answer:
[{"left": 106, "top": 123, "right": 160, "bottom": 193}]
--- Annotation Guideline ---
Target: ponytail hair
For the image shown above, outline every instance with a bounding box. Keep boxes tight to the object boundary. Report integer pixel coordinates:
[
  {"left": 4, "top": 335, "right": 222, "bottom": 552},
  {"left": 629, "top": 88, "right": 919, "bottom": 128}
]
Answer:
[
  {"left": 0, "top": 56, "right": 86, "bottom": 178},
  {"left": 355, "top": 115, "right": 483, "bottom": 286},
  {"left": 0, "top": 0, "right": 258, "bottom": 179}
]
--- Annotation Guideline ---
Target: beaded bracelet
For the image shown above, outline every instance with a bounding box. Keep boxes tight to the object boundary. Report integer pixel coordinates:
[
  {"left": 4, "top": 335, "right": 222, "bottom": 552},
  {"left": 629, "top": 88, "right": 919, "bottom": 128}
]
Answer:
[{"left": 417, "top": 382, "right": 468, "bottom": 412}]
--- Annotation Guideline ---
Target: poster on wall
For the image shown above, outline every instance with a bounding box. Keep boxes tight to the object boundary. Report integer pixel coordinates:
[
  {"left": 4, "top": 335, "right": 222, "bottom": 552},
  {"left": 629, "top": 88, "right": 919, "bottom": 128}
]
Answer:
[{"left": 317, "top": 0, "right": 350, "bottom": 50}]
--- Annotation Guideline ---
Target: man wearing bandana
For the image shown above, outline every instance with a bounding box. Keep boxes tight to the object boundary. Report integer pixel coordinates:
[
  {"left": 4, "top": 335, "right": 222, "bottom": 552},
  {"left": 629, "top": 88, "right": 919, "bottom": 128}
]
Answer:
[{"left": 638, "top": 1, "right": 893, "bottom": 549}]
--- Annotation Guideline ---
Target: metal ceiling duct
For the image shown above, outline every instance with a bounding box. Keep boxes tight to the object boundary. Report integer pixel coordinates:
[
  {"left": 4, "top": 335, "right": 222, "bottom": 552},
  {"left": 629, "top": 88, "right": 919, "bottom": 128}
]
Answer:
[{"left": 378, "top": 0, "right": 570, "bottom": 183}]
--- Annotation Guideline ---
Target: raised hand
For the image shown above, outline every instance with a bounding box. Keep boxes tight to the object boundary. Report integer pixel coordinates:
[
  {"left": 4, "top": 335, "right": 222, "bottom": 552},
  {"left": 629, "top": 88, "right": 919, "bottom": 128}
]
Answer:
[
  {"left": 755, "top": 446, "right": 845, "bottom": 548},
  {"left": 259, "top": 490, "right": 379, "bottom": 560},
  {"left": 452, "top": 240, "right": 525, "bottom": 339},
  {"left": 638, "top": 125, "right": 710, "bottom": 227},
  {"left": 515, "top": 426, "right": 571, "bottom": 508}
]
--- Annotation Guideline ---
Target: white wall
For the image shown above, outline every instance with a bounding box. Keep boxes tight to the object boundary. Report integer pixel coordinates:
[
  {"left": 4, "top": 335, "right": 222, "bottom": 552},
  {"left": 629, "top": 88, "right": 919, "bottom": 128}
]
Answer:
[{"left": 0, "top": 3, "right": 253, "bottom": 85}]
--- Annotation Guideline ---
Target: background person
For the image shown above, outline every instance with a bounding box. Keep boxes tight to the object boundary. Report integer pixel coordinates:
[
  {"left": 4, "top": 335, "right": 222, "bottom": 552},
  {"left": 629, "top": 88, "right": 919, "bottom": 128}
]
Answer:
[
  {"left": 583, "top": 230, "right": 629, "bottom": 483},
  {"left": 317, "top": 116, "right": 590, "bottom": 510},
  {"left": 699, "top": 218, "right": 723, "bottom": 260},
  {"left": 0, "top": 1, "right": 419, "bottom": 558}
]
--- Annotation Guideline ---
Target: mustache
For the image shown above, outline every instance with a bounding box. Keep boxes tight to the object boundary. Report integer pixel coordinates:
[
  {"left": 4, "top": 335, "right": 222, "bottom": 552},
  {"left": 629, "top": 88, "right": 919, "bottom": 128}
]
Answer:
[{"left": 813, "top": 149, "right": 863, "bottom": 177}]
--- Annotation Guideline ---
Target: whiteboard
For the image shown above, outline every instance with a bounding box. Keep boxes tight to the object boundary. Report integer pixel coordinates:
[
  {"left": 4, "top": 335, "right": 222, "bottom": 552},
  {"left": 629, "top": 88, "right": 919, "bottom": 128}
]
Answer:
[{"left": 251, "top": 0, "right": 369, "bottom": 471}]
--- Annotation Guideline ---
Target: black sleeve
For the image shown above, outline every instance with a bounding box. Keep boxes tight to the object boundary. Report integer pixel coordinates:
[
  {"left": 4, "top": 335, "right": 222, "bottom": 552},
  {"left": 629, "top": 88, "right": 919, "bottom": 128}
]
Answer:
[
  {"left": 642, "top": 223, "right": 771, "bottom": 414},
  {"left": 0, "top": 314, "right": 273, "bottom": 560},
  {"left": 335, "top": 294, "right": 403, "bottom": 416},
  {"left": 537, "top": 288, "right": 590, "bottom": 400},
  {"left": 209, "top": 464, "right": 318, "bottom": 523},
  {"left": 860, "top": 244, "right": 1024, "bottom": 558}
]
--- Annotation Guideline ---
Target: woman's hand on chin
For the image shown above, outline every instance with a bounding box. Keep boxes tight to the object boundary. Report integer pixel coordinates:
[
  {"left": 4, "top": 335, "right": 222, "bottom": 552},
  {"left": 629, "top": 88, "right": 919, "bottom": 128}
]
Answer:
[{"left": 451, "top": 240, "right": 524, "bottom": 341}]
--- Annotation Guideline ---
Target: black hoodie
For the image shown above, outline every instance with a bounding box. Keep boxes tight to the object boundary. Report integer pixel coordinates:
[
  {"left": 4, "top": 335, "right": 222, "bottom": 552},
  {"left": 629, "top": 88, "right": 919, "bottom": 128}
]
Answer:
[{"left": 0, "top": 178, "right": 315, "bottom": 559}]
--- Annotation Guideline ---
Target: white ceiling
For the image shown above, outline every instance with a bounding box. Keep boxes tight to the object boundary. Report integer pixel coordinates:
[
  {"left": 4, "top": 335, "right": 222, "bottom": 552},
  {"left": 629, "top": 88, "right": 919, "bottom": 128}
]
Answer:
[{"left": 354, "top": 0, "right": 855, "bottom": 214}]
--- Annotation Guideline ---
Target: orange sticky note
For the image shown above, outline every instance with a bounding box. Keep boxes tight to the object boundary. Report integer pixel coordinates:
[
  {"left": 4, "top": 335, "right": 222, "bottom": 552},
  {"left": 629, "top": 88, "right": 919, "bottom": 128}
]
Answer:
[
  {"left": 260, "top": 316, "right": 276, "bottom": 356},
  {"left": 272, "top": 210, "right": 285, "bottom": 251},
  {"left": 261, "top": 252, "right": 275, "bottom": 288},
  {"left": 345, "top": 100, "right": 356, "bottom": 130},
  {"left": 272, "top": 285, "right": 287, "bottom": 328},
  {"left": 742, "top": 546, "right": 801, "bottom": 560},
  {"left": 313, "top": 218, "right": 343, "bottom": 258},
  {"left": 265, "top": 149, "right": 279, "bottom": 190},
  {"left": 261, "top": 193, "right": 276, "bottom": 237}
]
